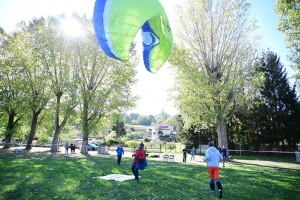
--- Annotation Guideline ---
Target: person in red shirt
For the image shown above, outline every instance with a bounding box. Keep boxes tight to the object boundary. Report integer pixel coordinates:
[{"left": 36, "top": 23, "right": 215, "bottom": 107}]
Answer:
[{"left": 131, "top": 143, "right": 145, "bottom": 181}]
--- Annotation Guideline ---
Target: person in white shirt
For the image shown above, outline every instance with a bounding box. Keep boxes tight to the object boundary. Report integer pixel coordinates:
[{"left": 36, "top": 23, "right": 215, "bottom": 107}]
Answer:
[{"left": 203, "top": 141, "right": 223, "bottom": 198}]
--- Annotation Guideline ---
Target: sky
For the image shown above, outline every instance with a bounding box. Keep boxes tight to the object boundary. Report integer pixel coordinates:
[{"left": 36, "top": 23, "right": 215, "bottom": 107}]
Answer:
[{"left": 0, "top": 0, "right": 296, "bottom": 117}]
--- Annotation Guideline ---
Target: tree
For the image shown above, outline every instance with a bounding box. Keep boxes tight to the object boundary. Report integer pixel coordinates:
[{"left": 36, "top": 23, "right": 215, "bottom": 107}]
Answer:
[
  {"left": 169, "top": 0, "right": 260, "bottom": 150},
  {"left": 112, "top": 120, "right": 127, "bottom": 137},
  {"left": 25, "top": 15, "right": 79, "bottom": 152},
  {"left": 128, "top": 113, "right": 140, "bottom": 121},
  {"left": 136, "top": 115, "right": 153, "bottom": 125},
  {"left": 164, "top": 117, "right": 178, "bottom": 131},
  {"left": 73, "top": 17, "right": 138, "bottom": 153},
  {"left": 275, "top": 0, "right": 300, "bottom": 79},
  {"left": 38, "top": 134, "right": 50, "bottom": 145},
  {"left": 16, "top": 21, "right": 52, "bottom": 150},
  {"left": 160, "top": 108, "right": 166, "bottom": 123},
  {"left": 104, "top": 131, "right": 119, "bottom": 145},
  {"left": 124, "top": 114, "right": 132, "bottom": 124},
  {"left": 0, "top": 29, "right": 26, "bottom": 148},
  {"left": 175, "top": 114, "right": 213, "bottom": 147},
  {"left": 255, "top": 50, "right": 300, "bottom": 149}
]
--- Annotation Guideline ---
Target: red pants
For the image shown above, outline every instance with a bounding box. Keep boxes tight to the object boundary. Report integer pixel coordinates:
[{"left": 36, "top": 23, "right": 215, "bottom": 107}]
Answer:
[{"left": 208, "top": 166, "right": 220, "bottom": 179}]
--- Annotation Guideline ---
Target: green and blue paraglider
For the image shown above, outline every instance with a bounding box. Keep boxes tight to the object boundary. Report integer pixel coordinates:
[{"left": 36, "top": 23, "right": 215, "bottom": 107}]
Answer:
[{"left": 93, "top": 0, "right": 173, "bottom": 74}]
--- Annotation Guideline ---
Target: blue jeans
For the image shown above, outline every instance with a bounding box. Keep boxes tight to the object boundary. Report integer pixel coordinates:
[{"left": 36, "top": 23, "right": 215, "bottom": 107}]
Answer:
[
  {"left": 191, "top": 154, "right": 195, "bottom": 160},
  {"left": 131, "top": 163, "right": 139, "bottom": 179}
]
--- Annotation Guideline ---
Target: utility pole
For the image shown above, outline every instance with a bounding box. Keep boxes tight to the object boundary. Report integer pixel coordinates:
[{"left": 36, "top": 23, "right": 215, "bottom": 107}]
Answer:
[
  {"left": 198, "top": 132, "right": 201, "bottom": 155},
  {"left": 240, "top": 142, "right": 243, "bottom": 157}
]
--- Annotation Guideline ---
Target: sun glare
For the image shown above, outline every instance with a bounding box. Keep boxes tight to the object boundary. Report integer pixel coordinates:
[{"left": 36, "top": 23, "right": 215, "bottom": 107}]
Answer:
[{"left": 62, "top": 18, "right": 83, "bottom": 37}]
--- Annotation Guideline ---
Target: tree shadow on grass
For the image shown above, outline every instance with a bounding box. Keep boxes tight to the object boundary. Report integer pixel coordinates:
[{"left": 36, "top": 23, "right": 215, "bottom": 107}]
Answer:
[
  {"left": 231, "top": 160, "right": 299, "bottom": 171},
  {"left": 1, "top": 149, "right": 299, "bottom": 200}
]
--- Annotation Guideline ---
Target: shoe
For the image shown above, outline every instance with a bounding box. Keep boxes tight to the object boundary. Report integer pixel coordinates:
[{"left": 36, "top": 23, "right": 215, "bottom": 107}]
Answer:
[
  {"left": 134, "top": 178, "right": 139, "bottom": 181},
  {"left": 218, "top": 189, "right": 222, "bottom": 198},
  {"left": 211, "top": 190, "right": 215, "bottom": 194}
]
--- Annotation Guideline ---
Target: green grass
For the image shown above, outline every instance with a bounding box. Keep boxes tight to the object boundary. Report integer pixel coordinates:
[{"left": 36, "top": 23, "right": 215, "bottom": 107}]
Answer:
[
  {"left": 231, "top": 155, "right": 295, "bottom": 162},
  {"left": 0, "top": 149, "right": 299, "bottom": 200}
]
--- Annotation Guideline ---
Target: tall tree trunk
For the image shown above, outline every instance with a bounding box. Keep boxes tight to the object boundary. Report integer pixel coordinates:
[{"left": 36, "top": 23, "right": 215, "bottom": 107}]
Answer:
[
  {"left": 4, "top": 134, "right": 13, "bottom": 149},
  {"left": 50, "top": 93, "right": 66, "bottom": 152},
  {"left": 50, "top": 119, "right": 67, "bottom": 152},
  {"left": 80, "top": 98, "right": 89, "bottom": 153},
  {"left": 217, "top": 117, "right": 228, "bottom": 155},
  {"left": 81, "top": 138, "right": 88, "bottom": 154},
  {"left": 3, "top": 113, "right": 16, "bottom": 149},
  {"left": 80, "top": 97, "right": 89, "bottom": 154},
  {"left": 26, "top": 111, "right": 41, "bottom": 150}
]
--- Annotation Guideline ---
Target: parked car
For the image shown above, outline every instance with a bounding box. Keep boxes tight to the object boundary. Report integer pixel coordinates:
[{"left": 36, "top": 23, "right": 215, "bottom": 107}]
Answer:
[{"left": 87, "top": 144, "right": 98, "bottom": 151}]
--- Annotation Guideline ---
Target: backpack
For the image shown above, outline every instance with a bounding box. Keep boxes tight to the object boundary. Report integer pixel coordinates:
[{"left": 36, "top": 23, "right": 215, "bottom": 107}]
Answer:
[{"left": 136, "top": 150, "right": 147, "bottom": 170}]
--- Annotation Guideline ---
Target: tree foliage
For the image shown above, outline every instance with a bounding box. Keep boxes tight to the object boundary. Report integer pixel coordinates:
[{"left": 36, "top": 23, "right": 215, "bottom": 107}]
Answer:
[
  {"left": 226, "top": 50, "right": 300, "bottom": 151},
  {"left": 0, "top": 29, "right": 27, "bottom": 148},
  {"left": 67, "top": 16, "right": 138, "bottom": 153},
  {"left": 255, "top": 50, "right": 300, "bottom": 149},
  {"left": 20, "top": 15, "right": 80, "bottom": 151},
  {"left": 112, "top": 120, "right": 127, "bottom": 137},
  {"left": 169, "top": 0, "right": 260, "bottom": 150},
  {"left": 275, "top": 0, "right": 300, "bottom": 80},
  {"left": 16, "top": 20, "right": 53, "bottom": 149},
  {"left": 125, "top": 140, "right": 140, "bottom": 148},
  {"left": 0, "top": 14, "right": 138, "bottom": 152}
]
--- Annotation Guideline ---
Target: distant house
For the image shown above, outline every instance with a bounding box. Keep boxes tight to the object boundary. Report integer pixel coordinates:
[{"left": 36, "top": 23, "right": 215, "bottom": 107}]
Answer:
[
  {"left": 72, "top": 134, "right": 104, "bottom": 146},
  {"left": 151, "top": 123, "right": 176, "bottom": 142},
  {"left": 133, "top": 127, "right": 148, "bottom": 133}
]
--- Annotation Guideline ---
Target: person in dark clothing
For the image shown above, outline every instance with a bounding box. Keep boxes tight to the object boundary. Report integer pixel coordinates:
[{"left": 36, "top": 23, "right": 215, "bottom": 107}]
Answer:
[
  {"left": 70, "top": 144, "right": 74, "bottom": 153},
  {"left": 222, "top": 145, "right": 227, "bottom": 167},
  {"left": 222, "top": 146, "right": 227, "bottom": 160},
  {"left": 182, "top": 148, "right": 187, "bottom": 163},
  {"left": 218, "top": 146, "right": 222, "bottom": 154},
  {"left": 73, "top": 144, "right": 76, "bottom": 154},
  {"left": 116, "top": 144, "right": 124, "bottom": 165}
]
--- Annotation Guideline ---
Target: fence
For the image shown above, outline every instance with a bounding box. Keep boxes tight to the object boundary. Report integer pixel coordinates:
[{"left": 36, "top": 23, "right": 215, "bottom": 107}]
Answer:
[{"left": 108, "top": 144, "right": 208, "bottom": 154}]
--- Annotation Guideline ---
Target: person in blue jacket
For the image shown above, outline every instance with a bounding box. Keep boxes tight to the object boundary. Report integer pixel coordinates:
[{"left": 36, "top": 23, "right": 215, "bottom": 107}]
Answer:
[
  {"left": 116, "top": 144, "right": 124, "bottom": 165},
  {"left": 222, "top": 145, "right": 227, "bottom": 167},
  {"left": 222, "top": 146, "right": 227, "bottom": 159}
]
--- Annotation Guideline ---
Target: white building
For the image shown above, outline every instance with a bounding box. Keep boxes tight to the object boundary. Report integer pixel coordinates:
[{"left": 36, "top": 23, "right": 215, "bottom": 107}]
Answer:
[{"left": 151, "top": 123, "right": 176, "bottom": 142}]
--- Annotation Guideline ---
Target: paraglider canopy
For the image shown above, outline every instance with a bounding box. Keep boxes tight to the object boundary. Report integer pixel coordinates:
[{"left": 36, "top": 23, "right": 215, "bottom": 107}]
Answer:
[{"left": 93, "top": 0, "right": 173, "bottom": 74}]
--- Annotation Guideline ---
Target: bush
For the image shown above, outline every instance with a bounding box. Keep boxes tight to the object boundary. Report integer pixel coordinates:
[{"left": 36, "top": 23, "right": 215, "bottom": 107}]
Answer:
[
  {"left": 106, "top": 138, "right": 119, "bottom": 145},
  {"left": 166, "top": 142, "right": 176, "bottom": 150},
  {"left": 125, "top": 140, "right": 140, "bottom": 148},
  {"left": 119, "top": 136, "right": 129, "bottom": 144},
  {"left": 144, "top": 138, "right": 151, "bottom": 143},
  {"left": 38, "top": 135, "right": 50, "bottom": 145},
  {"left": 100, "top": 140, "right": 107, "bottom": 145}
]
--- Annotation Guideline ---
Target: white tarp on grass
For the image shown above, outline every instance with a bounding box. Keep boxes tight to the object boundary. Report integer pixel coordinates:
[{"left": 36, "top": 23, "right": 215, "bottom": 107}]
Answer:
[{"left": 94, "top": 174, "right": 139, "bottom": 182}]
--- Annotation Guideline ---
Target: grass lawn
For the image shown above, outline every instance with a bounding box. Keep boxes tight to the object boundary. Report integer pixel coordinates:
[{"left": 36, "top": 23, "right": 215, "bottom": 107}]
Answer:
[{"left": 0, "top": 148, "right": 299, "bottom": 200}]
